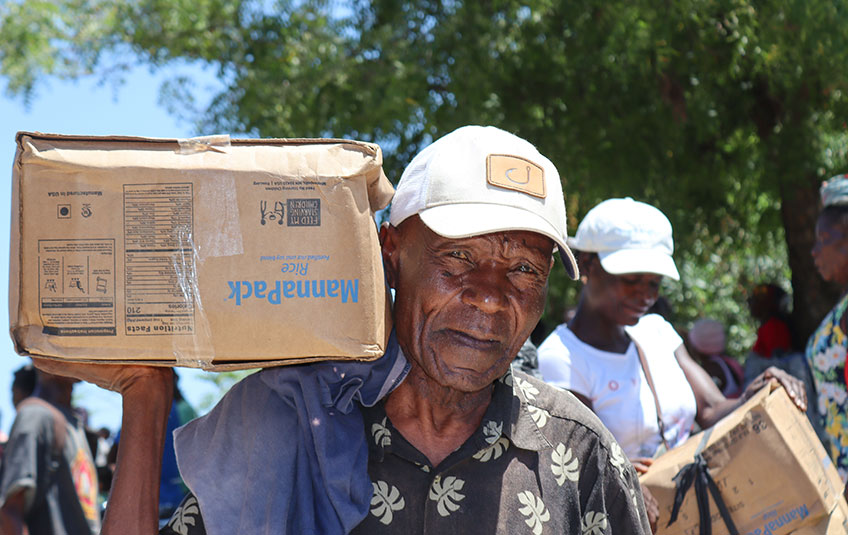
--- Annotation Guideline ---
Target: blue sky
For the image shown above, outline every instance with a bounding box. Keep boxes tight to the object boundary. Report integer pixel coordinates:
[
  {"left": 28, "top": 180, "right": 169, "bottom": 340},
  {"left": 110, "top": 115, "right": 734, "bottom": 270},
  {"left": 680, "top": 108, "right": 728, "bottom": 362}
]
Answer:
[{"left": 0, "top": 65, "right": 228, "bottom": 433}]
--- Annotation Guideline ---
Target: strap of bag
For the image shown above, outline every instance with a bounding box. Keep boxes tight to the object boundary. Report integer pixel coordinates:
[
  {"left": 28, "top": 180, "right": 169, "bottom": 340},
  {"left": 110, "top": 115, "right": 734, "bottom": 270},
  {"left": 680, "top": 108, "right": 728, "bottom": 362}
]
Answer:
[{"left": 633, "top": 339, "right": 672, "bottom": 451}]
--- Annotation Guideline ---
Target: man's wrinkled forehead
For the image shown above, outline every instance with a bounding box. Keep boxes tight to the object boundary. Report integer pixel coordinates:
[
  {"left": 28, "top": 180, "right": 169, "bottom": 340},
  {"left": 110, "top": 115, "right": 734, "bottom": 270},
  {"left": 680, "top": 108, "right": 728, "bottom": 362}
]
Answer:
[{"left": 400, "top": 216, "right": 555, "bottom": 258}]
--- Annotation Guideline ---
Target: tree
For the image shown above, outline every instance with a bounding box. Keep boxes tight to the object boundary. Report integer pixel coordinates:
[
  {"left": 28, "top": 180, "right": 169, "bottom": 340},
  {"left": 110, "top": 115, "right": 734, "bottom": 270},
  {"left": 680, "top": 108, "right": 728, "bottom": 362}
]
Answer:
[{"left": 4, "top": 0, "right": 847, "bottom": 351}]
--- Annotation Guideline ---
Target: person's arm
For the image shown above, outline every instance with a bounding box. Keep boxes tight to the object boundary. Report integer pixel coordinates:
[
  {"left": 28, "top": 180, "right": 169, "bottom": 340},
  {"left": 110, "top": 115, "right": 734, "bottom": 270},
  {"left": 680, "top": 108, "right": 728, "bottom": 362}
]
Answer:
[
  {"left": 105, "top": 370, "right": 172, "bottom": 534},
  {"left": 31, "top": 358, "right": 173, "bottom": 535},
  {"left": 674, "top": 344, "right": 736, "bottom": 429},
  {"left": 0, "top": 490, "right": 27, "bottom": 535},
  {"left": 674, "top": 345, "right": 807, "bottom": 430}
]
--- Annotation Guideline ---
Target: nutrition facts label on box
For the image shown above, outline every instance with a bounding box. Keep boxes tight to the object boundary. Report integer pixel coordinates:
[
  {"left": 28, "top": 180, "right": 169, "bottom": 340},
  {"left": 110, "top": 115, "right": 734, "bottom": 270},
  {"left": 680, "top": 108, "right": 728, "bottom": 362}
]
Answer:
[
  {"left": 123, "top": 183, "right": 196, "bottom": 336},
  {"left": 38, "top": 239, "right": 116, "bottom": 336}
]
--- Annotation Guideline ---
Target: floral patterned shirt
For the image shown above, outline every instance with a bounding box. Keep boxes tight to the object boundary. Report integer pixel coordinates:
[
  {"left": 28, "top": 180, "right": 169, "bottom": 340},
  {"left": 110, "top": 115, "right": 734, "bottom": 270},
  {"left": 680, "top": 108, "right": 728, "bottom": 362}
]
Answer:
[
  {"left": 806, "top": 292, "right": 848, "bottom": 482},
  {"left": 161, "top": 369, "right": 650, "bottom": 534}
]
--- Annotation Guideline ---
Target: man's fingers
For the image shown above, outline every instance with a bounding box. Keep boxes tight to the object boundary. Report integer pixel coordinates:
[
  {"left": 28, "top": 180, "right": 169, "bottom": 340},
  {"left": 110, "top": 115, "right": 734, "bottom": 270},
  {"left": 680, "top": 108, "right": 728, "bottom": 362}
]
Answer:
[
  {"left": 30, "top": 357, "right": 173, "bottom": 394},
  {"left": 631, "top": 457, "right": 654, "bottom": 474}
]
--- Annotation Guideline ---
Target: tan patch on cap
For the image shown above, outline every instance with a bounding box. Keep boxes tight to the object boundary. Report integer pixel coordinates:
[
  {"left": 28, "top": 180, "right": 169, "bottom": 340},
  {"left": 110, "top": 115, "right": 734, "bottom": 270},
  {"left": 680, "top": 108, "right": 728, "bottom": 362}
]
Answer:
[{"left": 487, "top": 154, "right": 546, "bottom": 198}]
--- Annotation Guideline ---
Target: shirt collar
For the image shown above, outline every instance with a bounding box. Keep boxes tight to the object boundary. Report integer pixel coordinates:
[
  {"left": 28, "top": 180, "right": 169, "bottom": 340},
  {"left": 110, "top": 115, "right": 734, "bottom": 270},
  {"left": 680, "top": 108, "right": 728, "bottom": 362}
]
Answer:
[
  {"left": 363, "top": 365, "right": 554, "bottom": 464},
  {"left": 494, "top": 367, "right": 554, "bottom": 451}
]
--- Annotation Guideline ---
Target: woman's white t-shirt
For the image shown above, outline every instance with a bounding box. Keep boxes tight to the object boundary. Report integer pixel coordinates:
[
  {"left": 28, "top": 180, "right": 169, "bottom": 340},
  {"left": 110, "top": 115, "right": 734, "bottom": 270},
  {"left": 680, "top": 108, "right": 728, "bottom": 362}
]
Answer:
[{"left": 538, "top": 314, "right": 697, "bottom": 458}]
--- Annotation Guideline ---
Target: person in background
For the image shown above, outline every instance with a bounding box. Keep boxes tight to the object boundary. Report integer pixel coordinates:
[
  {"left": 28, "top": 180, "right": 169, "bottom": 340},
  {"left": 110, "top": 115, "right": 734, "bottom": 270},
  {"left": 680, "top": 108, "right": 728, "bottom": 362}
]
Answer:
[
  {"left": 11, "top": 364, "right": 37, "bottom": 408},
  {"left": 0, "top": 369, "right": 100, "bottom": 534},
  {"left": 94, "top": 428, "right": 111, "bottom": 469},
  {"left": 95, "top": 427, "right": 113, "bottom": 511},
  {"left": 744, "top": 283, "right": 825, "bottom": 446},
  {"left": 537, "top": 197, "right": 807, "bottom": 532},
  {"left": 687, "top": 318, "right": 744, "bottom": 399},
  {"left": 806, "top": 174, "right": 848, "bottom": 482},
  {"left": 1, "top": 363, "right": 39, "bottom": 456},
  {"left": 748, "top": 283, "right": 794, "bottom": 359}
]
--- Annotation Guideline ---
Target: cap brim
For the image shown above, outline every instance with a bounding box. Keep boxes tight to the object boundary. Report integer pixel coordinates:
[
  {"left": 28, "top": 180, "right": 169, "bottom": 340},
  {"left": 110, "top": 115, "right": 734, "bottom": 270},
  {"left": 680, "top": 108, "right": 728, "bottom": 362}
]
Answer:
[
  {"left": 418, "top": 204, "right": 579, "bottom": 280},
  {"left": 598, "top": 248, "right": 679, "bottom": 280}
]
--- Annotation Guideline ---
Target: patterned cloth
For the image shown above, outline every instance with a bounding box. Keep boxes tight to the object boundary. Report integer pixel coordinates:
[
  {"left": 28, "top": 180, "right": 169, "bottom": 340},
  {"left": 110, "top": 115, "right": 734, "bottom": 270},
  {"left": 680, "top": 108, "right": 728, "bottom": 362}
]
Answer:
[
  {"left": 511, "top": 337, "right": 543, "bottom": 379},
  {"left": 806, "top": 292, "right": 848, "bottom": 481},
  {"left": 161, "top": 369, "right": 650, "bottom": 534}
]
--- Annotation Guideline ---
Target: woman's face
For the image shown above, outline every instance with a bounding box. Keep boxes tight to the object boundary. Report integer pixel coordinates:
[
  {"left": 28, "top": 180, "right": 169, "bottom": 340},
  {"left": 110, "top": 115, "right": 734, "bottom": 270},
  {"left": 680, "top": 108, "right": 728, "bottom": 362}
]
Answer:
[
  {"left": 584, "top": 257, "right": 663, "bottom": 326},
  {"left": 812, "top": 212, "right": 848, "bottom": 287}
]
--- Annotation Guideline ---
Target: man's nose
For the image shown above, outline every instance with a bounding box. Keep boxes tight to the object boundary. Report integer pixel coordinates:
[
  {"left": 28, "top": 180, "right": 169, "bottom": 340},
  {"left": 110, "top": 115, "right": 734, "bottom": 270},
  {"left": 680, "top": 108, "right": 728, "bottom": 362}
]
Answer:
[{"left": 460, "top": 269, "right": 509, "bottom": 313}]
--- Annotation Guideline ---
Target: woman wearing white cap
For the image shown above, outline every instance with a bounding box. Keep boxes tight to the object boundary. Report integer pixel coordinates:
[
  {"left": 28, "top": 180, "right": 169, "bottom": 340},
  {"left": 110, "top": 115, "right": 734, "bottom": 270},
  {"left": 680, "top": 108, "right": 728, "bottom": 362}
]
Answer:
[{"left": 537, "top": 198, "right": 807, "bottom": 528}]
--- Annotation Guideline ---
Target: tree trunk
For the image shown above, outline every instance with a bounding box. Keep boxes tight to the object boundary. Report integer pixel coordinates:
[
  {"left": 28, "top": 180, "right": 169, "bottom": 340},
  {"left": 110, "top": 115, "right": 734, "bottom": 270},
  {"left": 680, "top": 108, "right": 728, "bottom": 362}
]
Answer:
[{"left": 779, "top": 176, "right": 843, "bottom": 349}]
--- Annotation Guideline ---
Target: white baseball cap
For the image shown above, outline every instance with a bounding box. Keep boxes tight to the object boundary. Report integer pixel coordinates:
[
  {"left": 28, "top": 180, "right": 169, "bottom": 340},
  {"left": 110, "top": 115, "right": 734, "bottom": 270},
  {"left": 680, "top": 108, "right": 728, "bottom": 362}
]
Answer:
[
  {"left": 389, "top": 125, "right": 578, "bottom": 279},
  {"left": 568, "top": 197, "right": 679, "bottom": 280}
]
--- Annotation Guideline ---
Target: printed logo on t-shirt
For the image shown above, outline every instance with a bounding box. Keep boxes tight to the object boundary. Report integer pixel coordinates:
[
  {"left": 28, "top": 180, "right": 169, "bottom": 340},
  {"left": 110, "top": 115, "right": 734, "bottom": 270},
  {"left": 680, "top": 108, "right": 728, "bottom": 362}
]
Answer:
[
  {"left": 71, "top": 447, "right": 98, "bottom": 522},
  {"left": 608, "top": 380, "right": 620, "bottom": 391}
]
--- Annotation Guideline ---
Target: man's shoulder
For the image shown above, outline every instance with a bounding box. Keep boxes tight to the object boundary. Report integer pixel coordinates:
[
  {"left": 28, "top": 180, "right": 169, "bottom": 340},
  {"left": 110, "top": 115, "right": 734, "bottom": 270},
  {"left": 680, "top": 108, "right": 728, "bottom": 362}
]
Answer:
[{"left": 510, "top": 370, "right": 617, "bottom": 450}]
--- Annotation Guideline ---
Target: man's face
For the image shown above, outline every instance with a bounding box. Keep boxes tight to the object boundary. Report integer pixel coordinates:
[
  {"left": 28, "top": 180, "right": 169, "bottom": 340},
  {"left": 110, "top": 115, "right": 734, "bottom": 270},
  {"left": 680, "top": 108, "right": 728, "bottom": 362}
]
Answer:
[{"left": 382, "top": 216, "right": 554, "bottom": 393}]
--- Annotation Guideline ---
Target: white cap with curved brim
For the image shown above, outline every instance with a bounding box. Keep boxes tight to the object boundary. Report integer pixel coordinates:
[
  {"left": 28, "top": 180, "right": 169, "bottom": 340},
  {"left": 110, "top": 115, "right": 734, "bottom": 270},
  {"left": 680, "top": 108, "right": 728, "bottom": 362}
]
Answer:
[
  {"left": 568, "top": 197, "right": 680, "bottom": 280},
  {"left": 389, "top": 125, "right": 579, "bottom": 280}
]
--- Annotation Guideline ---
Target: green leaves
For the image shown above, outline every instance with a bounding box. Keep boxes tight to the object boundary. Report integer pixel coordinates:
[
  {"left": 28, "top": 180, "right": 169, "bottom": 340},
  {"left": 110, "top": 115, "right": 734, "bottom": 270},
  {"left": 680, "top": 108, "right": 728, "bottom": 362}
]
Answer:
[{"left": 0, "top": 0, "right": 122, "bottom": 100}]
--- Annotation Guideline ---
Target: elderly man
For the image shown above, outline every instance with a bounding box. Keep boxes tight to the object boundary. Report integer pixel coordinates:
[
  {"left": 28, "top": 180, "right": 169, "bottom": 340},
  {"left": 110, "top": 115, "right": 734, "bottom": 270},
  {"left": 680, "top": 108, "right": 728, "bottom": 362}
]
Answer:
[{"left": 34, "top": 126, "right": 651, "bottom": 534}]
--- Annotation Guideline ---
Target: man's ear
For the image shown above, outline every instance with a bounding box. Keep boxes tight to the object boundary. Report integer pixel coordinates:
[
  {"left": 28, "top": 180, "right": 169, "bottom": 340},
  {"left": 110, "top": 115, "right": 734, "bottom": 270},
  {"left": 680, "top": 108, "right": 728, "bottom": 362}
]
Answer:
[{"left": 379, "top": 223, "right": 400, "bottom": 290}]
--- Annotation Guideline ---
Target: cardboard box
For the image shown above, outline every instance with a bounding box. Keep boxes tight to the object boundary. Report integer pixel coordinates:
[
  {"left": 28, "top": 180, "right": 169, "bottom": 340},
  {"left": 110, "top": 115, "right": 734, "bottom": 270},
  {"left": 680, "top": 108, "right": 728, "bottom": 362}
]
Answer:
[
  {"left": 640, "top": 385, "right": 844, "bottom": 535},
  {"left": 789, "top": 451, "right": 848, "bottom": 535},
  {"left": 10, "top": 133, "right": 395, "bottom": 370},
  {"left": 789, "top": 498, "right": 848, "bottom": 535}
]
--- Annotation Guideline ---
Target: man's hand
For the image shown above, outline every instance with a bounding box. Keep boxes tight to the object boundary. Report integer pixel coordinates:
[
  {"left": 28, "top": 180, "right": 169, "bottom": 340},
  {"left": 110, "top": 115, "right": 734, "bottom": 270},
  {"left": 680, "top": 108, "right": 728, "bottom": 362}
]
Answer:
[
  {"left": 743, "top": 366, "right": 807, "bottom": 412},
  {"left": 30, "top": 357, "right": 173, "bottom": 395}
]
